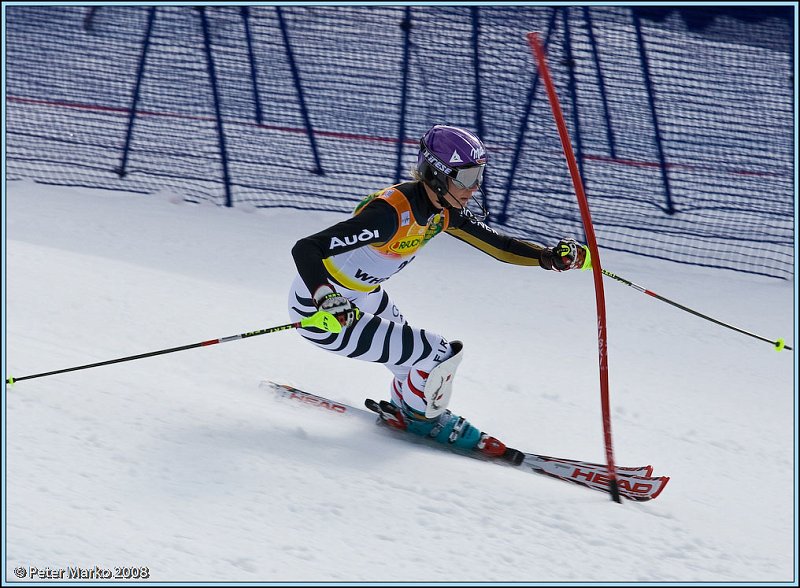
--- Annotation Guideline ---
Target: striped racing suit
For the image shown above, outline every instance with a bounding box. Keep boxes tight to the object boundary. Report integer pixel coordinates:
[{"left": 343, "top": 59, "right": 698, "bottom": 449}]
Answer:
[{"left": 289, "top": 180, "right": 548, "bottom": 433}]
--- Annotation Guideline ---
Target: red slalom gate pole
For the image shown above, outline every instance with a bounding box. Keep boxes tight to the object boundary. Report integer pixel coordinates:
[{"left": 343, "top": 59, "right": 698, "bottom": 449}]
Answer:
[{"left": 527, "top": 32, "right": 621, "bottom": 503}]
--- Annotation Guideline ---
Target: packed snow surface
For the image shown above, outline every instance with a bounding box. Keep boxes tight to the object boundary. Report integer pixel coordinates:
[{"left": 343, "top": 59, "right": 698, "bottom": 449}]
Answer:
[{"left": 5, "top": 181, "right": 796, "bottom": 583}]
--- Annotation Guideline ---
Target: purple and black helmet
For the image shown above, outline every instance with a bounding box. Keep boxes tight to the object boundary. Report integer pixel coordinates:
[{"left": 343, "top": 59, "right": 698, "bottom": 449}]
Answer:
[{"left": 417, "top": 125, "right": 487, "bottom": 198}]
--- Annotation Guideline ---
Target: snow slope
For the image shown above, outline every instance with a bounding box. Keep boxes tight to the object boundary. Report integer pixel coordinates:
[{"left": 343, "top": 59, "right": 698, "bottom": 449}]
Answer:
[{"left": 4, "top": 180, "right": 797, "bottom": 583}]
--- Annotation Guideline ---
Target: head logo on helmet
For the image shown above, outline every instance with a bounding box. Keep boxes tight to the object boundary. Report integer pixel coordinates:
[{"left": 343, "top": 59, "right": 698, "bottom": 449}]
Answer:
[{"left": 417, "top": 125, "right": 487, "bottom": 199}]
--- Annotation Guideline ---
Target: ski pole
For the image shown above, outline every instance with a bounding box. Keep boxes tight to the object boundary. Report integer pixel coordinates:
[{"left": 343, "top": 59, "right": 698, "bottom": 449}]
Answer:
[
  {"left": 602, "top": 269, "right": 792, "bottom": 352},
  {"left": 6, "top": 310, "right": 342, "bottom": 385}
]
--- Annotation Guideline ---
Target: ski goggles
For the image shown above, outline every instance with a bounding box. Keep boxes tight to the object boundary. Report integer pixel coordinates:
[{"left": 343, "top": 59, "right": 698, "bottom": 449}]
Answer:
[
  {"left": 451, "top": 164, "right": 485, "bottom": 190},
  {"left": 421, "top": 144, "right": 486, "bottom": 190}
]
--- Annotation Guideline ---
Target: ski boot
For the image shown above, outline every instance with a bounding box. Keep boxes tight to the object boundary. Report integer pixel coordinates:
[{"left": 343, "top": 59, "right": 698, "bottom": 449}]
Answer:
[{"left": 365, "top": 399, "right": 524, "bottom": 464}]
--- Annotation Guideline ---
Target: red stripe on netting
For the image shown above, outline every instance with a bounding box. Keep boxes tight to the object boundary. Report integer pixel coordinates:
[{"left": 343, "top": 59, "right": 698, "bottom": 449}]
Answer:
[
  {"left": 6, "top": 95, "right": 418, "bottom": 147},
  {"left": 7, "top": 94, "right": 783, "bottom": 178}
]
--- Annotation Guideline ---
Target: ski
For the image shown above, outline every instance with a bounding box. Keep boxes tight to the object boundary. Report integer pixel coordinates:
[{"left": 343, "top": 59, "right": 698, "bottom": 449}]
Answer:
[
  {"left": 262, "top": 381, "right": 652, "bottom": 475},
  {"left": 261, "top": 381, "right": 669, "bottom": 501},
  {"left": 526, "top": 454, "right": 653, "bottom": 478},
  {"left": 517, "top": 454, "right": 667, "bottom": 501}
]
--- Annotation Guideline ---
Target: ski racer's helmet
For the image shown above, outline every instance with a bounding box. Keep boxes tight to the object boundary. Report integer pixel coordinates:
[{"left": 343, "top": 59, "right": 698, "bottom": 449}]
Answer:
[{"left": 417, "top": 125, "right": 487, "bottom": 199}]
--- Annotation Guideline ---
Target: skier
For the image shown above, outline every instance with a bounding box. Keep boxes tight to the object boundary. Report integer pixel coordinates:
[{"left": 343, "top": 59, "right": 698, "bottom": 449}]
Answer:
[{"left": 289, "top": 124, "right": 588, "bottom": 461}]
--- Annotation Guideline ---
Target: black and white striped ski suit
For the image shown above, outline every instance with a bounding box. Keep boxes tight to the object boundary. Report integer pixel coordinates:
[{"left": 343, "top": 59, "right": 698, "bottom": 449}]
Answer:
[
  {"left": 288, "top": 274, "right": 451, "bottom": 416},
  {"left": 289, "top": 181, "right": 548, "bottom": 417}
]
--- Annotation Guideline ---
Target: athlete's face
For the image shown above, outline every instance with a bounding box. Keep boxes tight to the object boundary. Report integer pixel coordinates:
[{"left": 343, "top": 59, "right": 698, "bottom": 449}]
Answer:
[{"left": 441, "top": 178, "right": 476, "bottom": 209}]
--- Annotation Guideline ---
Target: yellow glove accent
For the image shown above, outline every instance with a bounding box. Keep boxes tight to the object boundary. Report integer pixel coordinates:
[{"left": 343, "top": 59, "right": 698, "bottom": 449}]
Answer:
[{"left": 581, "top": 245, "right": 592, "bottom": 271}]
